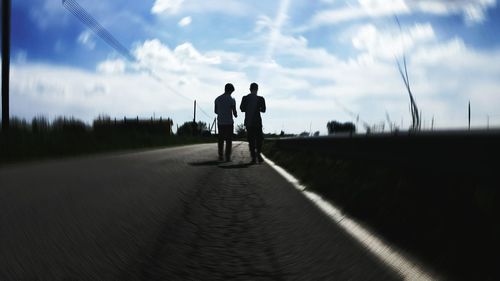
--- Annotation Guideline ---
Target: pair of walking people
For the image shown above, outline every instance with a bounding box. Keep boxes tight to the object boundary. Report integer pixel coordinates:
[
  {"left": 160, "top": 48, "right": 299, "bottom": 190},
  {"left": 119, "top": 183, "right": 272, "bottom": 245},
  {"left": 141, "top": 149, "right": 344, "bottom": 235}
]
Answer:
[{"left": 214, "top": 82, "right": 266, "bottom": 163}]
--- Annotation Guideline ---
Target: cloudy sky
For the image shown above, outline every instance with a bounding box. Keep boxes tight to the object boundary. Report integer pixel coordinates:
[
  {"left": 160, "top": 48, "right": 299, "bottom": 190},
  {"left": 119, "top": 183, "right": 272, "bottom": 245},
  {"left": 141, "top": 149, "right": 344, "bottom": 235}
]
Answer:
[{"left": 5, "top": 0, "right": 500, "bottom": 133}]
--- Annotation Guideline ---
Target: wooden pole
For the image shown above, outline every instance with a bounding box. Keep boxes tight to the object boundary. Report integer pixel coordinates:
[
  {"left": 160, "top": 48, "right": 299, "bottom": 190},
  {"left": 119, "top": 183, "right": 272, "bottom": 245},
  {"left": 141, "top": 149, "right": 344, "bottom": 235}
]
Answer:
[
  {"left": 193, "top": 100, "right": 196, "bottom": 123},
  {"left": 2, "top": 0, "right": 11, "bottom": 131},
  {"left": 468, "top": 101, "right": 471, "bottom": 131},
  {"left": 192, "top": 100, "right": 196, "bottom": 135}
]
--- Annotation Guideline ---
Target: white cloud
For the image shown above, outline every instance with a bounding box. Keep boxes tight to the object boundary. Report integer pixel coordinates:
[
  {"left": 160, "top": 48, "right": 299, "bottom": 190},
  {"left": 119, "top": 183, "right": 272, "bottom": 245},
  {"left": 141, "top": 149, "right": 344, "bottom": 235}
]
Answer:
[
  {"left": 181, "top": 0, "right": 255, "bottom": 16},
  {"left": 10, "top": 39, "right": 249, "bottom": 127},
  {"left": 10, "top": 63, "right": 203, "bottom": 124},
  {"left": 351, "top": 23, "right": 436, "bottom": 60},
  {"left": 127, "top": 39, "right": 248, "bottom": 114},
  {"left": 97, "top": 59, "right": 126, "bottom": 74},
  {"left": 409, "top": 40, "right": 500, "bottom": 127},
  {"left": 151, "top": 0, "right": 185, "bottom": 15},
  {"left": 174, "top": 43, "right": 221, "bottom": 65},
  {"left": 302, "top": 0, "right": 497, "bottom": 30},
  {"left": 249, "top": 13, "right": 340, "bottom": 67},
  {"left": 77, "top": 31, "right": 96, "bottom": 50},
  {"left": 264, "top": 0, "right": 291, "bottom": 61},
  {"left": 411, "top": 0, "right": 496, "bottom": 24},
  {"left": 302, "top": 0, "right": 409, "bottom": 30},
  {"left": 132, "top": 39, "right": 221, "bottom": 76},
  {"left": 152, "top": 0, "right": 255, "bottom": 17},
  {"left": 250, "top": 21, "right": 500, "bottom": 131},
  {"left": 178, "top": 16, "right": 192, "bottom": 27},
  {"left": 412, "top": 38, "right": 466, "bottom": 64},
  {"left": 151, "top": 0, "right": 252, "bottom": 16},
  {"left": 133, "top": 39, "right": 185, "bottom": 72},
  {"left": 10, "top": 28, "right": 500, "bottom": 133},
  {"left": 205, "top": 50, "right": 244, "bottom": 65},
  {"left": 303, "top": 7, "right": 363, "bottom": 29}
]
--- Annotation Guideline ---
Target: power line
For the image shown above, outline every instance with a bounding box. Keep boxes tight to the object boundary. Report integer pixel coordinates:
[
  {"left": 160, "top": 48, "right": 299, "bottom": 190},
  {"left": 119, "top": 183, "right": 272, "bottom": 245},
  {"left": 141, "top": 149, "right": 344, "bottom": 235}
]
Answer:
[
  {"left": 63, "top": 0, "right": 134, "bottom": 61},
  {"left": 196, "top": 103, "right": 213, "bottom": 120},
  {"left": 331, "top": 96, "right": 370, "bottom": 128},
  {"left": 62, "top": 0, "right": 213, "bottom": 121}
]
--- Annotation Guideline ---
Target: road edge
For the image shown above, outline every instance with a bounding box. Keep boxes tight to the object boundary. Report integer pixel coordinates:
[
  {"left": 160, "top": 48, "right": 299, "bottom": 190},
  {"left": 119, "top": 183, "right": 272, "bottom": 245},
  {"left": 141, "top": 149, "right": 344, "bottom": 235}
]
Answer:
[{"left": 261, "top": 153, "right": 440, "bottom": 281}]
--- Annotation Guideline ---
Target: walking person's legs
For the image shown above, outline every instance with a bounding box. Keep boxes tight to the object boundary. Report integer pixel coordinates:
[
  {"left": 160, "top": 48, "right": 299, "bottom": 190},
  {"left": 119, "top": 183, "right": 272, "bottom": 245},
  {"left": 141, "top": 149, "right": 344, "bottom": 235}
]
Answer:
[
  {"left": 225, "top": 125, "right": 233, "bottom": 161},
  {"left": 217, "top": 124, "right": 224, "bottom": 160},
  {"left": 246, "top": 126, "right": 257, "bottom": 162},
  {"left": 255, "top": 126, "right": 264, "bottom": 162}
]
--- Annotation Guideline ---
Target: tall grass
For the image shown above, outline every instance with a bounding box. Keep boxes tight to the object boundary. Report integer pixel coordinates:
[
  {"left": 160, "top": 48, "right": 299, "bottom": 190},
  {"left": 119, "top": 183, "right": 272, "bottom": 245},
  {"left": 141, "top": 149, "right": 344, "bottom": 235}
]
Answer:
[
  {"left": 395, "top": 16, "right": 421, "bottom": 131},
  {"left": 0, "top": 116, "right": 213, "bottom": 164}
]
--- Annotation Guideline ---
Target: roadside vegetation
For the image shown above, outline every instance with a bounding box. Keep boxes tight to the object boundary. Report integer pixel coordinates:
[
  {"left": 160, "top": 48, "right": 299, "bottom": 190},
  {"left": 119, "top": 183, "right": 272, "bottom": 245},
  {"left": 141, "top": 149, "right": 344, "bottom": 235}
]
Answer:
[
  {"left": 262, "top": 139, "right": 499, "bottom": 280},
  {"left": 0, "top": 116, "right": 216, "bottom": 164}
]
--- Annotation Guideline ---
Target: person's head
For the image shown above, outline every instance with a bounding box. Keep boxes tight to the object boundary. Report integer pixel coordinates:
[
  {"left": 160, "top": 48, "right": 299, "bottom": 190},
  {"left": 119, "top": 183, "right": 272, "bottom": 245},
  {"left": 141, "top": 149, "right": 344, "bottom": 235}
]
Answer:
[
  {"left": 250, "top": 82, "right": 258, "bottom": 94},
  {"left": 224, "top": 83, "right": 235, "bottom": 94}
]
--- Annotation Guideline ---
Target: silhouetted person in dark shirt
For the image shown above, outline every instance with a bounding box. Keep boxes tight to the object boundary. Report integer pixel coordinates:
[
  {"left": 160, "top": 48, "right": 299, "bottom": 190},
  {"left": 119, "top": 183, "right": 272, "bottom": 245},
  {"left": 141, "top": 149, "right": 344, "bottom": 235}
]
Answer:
[
  {"left": 215, "top": 83, "right": 238, "bottom": 161},
  {"left": 240, "top": 83, "right": 266, "bottom": 163}
]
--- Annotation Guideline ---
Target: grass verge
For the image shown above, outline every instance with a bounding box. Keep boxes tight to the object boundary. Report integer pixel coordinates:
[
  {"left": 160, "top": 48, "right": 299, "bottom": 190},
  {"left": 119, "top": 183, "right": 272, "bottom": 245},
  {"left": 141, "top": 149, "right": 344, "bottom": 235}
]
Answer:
[{"left": 262, "top": 139, "right": 500, "bottom": 280}]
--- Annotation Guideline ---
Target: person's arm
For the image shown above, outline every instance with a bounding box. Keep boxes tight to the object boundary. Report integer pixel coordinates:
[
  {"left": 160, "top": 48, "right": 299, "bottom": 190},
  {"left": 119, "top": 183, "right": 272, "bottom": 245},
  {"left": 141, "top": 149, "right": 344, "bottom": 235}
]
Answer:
[
  {"left": 260, "top": 97, "right": 266, "bottom": 113},
  {"left": 232, "top": 99, "right": 238, "bottom": 118},
  {"left": 240, "top": 96, "right": 246, "bottom": 112},
  {"left": 214, "top": 99, "right": 218, "bottom": 115}
]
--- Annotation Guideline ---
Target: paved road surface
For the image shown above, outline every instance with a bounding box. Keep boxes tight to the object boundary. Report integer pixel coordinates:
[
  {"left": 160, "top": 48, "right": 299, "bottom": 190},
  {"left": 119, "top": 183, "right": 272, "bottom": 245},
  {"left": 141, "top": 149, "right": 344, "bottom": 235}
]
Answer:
[{"left": 0, "top": 142, "right": 401, "bottom": 280}]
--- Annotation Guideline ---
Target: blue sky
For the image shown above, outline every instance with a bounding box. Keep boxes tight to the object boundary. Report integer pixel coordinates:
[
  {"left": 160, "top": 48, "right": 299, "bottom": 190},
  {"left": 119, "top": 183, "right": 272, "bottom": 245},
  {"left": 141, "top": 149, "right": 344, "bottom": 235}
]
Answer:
[{"left": 5, "top": 0, "right": 500, "bottom": 133}]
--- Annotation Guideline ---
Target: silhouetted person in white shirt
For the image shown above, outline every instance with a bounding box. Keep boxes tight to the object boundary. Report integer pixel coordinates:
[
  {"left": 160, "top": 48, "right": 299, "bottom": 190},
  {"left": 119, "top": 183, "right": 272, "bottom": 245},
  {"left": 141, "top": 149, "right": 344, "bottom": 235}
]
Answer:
[
  {"left": 215, "top": 83, "right": 238, "bottom": 161},
  {"left": 240, "top": 83, "right": 266, "bottom": 163}
]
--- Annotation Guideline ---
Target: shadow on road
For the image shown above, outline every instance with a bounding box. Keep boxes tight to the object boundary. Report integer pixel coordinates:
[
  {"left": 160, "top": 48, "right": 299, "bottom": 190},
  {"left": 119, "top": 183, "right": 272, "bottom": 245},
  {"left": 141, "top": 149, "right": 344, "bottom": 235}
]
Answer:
[
  {"left": 188, "top": 160, "right": 221, "bottom": 166},
  {"left": 188, "top": 160, "right": 254, "bottom": 169},
  {"left": 218, "top": 163, "right": 253, "bottom": 169}
]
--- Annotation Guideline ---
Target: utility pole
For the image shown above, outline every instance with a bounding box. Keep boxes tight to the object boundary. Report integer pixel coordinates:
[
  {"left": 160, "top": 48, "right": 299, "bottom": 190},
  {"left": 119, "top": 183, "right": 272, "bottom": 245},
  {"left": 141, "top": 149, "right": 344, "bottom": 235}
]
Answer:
[
  {"left": 2, "top": 0, "right": 11, "bottom": 131},
  {"left": 193, "top": 100, "right": 196, "bottom": 123},
  {"left": 192, "top": 100, "right": 196, "bottom": 136},
  {"left": 468, "top": 101, "right": 471, "bottom": 131},
  {"left": 212, "top": 117, "right": 217, "bottom": 135}
]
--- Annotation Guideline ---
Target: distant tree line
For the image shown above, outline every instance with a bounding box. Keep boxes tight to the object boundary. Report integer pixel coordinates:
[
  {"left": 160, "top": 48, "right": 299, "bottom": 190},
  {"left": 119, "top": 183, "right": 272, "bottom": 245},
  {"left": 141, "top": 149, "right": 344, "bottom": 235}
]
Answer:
[
  {"left": 176, "top": 121, "right": 210, "bottom": 136},
  {"left": 176, "top": 122, "right": 248, "bottom": 138},
  {"left": 94, "top": 115, "right": 173, "bottom": 135},
  {"left": 327, "top": 121, "right": 356, "bottom": 135},
  {"left": 4, "top": 115, "right": 174, "bottom": 136},
  {"left": 1, "top": 115, "right": 210, "bottom": 164}
]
